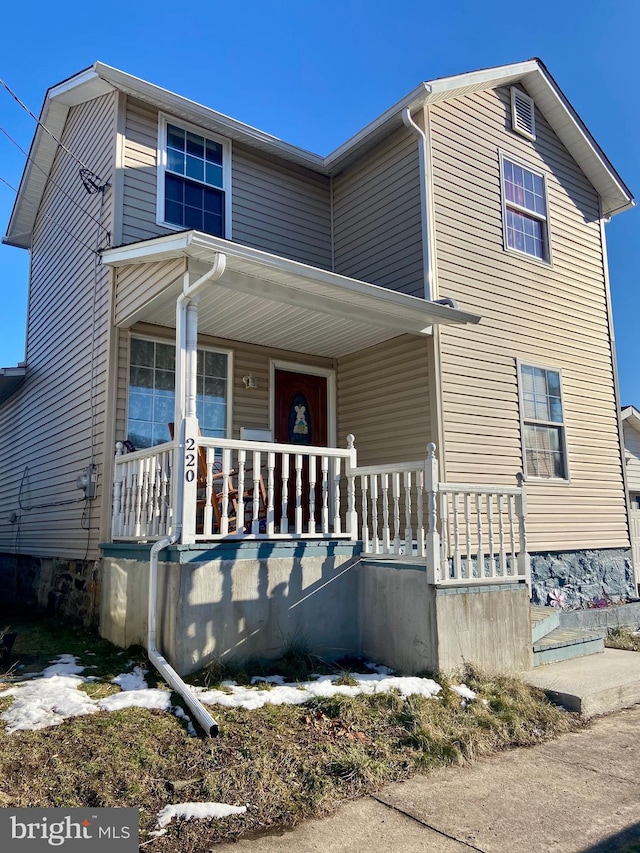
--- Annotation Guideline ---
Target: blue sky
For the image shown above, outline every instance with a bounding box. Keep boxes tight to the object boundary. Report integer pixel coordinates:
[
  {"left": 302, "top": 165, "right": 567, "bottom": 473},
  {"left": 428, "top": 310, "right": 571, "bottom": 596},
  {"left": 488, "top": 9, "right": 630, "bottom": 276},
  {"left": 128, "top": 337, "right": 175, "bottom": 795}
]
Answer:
[{"left": 1, "top": 0, "right": 639, "bottom": 401}]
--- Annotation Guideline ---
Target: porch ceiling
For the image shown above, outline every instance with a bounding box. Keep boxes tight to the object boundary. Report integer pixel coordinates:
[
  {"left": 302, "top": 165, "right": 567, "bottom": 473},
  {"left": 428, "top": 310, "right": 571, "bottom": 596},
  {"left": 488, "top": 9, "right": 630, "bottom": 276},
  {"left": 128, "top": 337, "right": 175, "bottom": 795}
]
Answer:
[{"left": 102, "top": 231, "right": 480, "bottom": 358}]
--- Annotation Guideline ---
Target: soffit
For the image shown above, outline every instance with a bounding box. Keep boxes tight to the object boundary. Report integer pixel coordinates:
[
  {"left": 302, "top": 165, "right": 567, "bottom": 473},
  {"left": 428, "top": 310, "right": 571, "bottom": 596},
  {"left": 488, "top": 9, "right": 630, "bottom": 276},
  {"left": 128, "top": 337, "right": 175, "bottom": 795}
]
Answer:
[{"left": 103, "top": 232, "right": 480, "bottom": 359}]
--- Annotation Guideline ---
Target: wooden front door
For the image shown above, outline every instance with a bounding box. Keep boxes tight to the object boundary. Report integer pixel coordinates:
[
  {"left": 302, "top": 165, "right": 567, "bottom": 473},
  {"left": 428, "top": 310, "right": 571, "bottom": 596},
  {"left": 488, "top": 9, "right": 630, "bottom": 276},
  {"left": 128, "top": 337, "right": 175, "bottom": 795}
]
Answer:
[{"left": 274, "top": 369, "right": 329, "bottom": 530}]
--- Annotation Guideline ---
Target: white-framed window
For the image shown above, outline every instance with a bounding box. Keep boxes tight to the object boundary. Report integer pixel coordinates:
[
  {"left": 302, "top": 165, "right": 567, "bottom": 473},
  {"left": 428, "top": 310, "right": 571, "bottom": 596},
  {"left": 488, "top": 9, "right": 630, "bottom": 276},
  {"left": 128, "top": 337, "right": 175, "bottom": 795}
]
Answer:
[
  {"left": 500, "top": 153, "right": 550, "bottom": 263},
  {"left": 518, "top": 362, "right": 568, "bottom": 480},
  {"left": 127, "top": 337, "right": 232, "bottom": 449},
  {"left": 157, "top": 114, "right": 232, "bottom": 238}
]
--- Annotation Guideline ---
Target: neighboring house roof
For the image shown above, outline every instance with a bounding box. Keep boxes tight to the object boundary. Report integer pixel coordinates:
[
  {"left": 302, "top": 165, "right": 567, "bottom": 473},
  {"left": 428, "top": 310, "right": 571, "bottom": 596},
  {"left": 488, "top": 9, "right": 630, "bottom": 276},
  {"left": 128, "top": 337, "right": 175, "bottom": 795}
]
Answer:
[
  {"left": 622, "top": 406, "right": 640, "bottom": 432},
  {"left": 3, "top": 58, "right": 634, "bottom": 249},
  {"left": 0, "top": 365, "right": 26, "bottom": 404}
]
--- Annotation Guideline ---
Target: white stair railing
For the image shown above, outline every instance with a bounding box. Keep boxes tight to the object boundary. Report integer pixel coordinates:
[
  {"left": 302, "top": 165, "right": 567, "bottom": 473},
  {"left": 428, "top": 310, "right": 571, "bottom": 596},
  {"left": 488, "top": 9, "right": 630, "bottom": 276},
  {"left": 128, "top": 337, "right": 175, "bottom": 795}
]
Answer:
[{"left": 352, "top": 443, "right": 530, "bottom": 590}]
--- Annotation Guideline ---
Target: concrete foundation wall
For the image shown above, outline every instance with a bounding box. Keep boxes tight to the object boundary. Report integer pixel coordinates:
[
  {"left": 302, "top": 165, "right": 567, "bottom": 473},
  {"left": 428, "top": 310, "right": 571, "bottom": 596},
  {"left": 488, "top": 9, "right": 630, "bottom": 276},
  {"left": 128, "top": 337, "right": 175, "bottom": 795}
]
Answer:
[
  {"left": 359, "top": 563, "right": 438, "bottom": 674},
  {"left": 100, "top": 551, "right": 360, "bottom": 675},
  {"left": 360, "top": 562, "right": 531, "bottom": 676},
  {"left": 435, "top": 584, "right": 533, "bottom": 674}
]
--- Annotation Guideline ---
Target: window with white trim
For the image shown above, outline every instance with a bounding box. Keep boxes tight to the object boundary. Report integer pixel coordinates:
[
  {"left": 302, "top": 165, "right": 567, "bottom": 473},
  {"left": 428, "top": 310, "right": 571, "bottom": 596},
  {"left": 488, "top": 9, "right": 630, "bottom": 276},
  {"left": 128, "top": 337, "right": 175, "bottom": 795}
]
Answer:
[
  {"left": 519, "top": 363, "right": 567, "bottom": 480},
  {"left": 158, "top": 117, "right": 230, "bottom": 237},
  {"left": 501, "top": 156, "right": 549, "bottom": 262},
  {"left": 127, "top": 338, "right": 230, "bottom": 449}
]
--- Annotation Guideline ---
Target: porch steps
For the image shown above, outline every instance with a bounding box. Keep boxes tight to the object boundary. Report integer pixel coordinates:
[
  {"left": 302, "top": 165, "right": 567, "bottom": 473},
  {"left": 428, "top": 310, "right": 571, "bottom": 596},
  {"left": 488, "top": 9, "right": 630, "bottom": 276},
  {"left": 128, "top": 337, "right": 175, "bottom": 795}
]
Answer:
[
  {"left": 530, "top": 605, "right": 559, "bottom": 644},
  {"left": 530, "top": 605, "right": 605, "bottom": 667}
]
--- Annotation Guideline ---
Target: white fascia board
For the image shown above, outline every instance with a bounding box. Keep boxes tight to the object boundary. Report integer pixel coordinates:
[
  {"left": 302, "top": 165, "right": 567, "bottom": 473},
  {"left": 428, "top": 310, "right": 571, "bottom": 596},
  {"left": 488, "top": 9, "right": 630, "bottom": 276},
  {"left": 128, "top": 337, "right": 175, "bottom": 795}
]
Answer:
[
  {"left": 48, "top": 67, "right": 115, "bottom": 106},
  {"left": 101, "top": 231, "right": 480, "bottom": 327},
  {"left": 3, "top": 66, "right": 115, "bottom": 248},
  {"left": 3, "top": 99, "right": 70, "bottom": 248},
  {"left": 324, "top": 62, "right": 538, "bottom": 173},
  {"left": 93, "top": 62, "right": 325, "bottom": 171},
  {"left": 524, "top": 64, "right": 634, "bottom": 217}
]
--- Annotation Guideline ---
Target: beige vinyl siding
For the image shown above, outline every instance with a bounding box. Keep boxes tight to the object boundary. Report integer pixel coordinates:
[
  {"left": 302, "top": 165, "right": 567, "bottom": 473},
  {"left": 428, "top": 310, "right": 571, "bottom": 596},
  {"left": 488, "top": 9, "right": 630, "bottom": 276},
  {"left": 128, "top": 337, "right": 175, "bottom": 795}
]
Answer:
[
  {"left": 114, "top": 257, "right": 187, "bottom": 326},
  {"left": 121, "top": 97, "right": 166, "bottom": 243},
  {"left": 0, "top": 91, "right": 118, "bottom": 560},
  {"left": 429, "top": 86, "right": 627, "bottom": 551},
  {"left": 232, "top": 143, "right": 331, "bottom": 268},
  {"left": 121, "top": 99, "right": 332, "bottom": 268},
  {"left": 116, "top": 323, "right": 333, "bottom": 444},
  {"left": 624, "top": 422, "right": 640, "bottom": 493},
  {"left": 332, "top": 126, "right": 424, "bottom": 297},
  {"left": 337, "top": 336, "right": 432, "bottom": 465}
]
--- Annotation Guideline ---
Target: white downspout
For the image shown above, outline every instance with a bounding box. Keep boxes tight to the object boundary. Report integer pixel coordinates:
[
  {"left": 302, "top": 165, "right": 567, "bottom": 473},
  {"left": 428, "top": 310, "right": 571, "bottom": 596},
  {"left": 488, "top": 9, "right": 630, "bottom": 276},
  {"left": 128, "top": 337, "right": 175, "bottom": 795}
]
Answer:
[
  {"left": 402, "top": 108, "right": 434, "bottom": 302},
  {"left": 148, "top": 535, "right": 219, "bottom": 736},
  {"left": 144, "top": 253, "right": 228, "bottom": 737}
]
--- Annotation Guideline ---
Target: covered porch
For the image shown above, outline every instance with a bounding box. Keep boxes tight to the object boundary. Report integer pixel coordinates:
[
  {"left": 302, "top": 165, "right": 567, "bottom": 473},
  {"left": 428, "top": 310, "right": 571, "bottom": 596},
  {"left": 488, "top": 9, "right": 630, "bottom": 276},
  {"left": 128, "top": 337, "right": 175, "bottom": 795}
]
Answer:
[{"left": 102, "top": 231, "right": 530, "bottom": 588}]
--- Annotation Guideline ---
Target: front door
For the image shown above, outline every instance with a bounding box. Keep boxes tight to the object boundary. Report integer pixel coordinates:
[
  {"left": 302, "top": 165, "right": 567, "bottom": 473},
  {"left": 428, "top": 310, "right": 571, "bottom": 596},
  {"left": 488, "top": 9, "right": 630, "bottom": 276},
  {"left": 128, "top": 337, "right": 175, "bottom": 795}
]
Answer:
[{"left": 274, "top": 369, "right": 329, "bottom": 531}]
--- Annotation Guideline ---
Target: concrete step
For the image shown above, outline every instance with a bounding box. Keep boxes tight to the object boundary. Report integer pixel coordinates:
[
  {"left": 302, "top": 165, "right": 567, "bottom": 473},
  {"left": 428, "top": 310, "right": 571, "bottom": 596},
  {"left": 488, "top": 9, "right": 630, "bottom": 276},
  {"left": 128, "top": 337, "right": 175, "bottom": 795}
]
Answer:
[
  {"left": 533, "top": 625, "right": 605, "bottom": 667},
  {"left": 530, "top": 605, "right": 560, "bottom": 643},
  {"left": 522, "top": 648, "right": 640, "bottom": 717}
]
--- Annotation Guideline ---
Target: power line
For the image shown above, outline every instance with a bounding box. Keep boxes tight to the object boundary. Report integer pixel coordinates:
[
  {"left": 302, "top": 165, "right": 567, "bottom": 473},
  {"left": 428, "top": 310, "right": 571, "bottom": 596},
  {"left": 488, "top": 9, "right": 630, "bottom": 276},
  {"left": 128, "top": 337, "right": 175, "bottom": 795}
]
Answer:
[
  {"left": 0, "top": 123, "right": 110, "bottom": 240},
  {"left": 0, "top": 77, "right": 105, "bottom": 184},
  {"left": 0, "top": 175, "right": 101, "bottom": 256}
]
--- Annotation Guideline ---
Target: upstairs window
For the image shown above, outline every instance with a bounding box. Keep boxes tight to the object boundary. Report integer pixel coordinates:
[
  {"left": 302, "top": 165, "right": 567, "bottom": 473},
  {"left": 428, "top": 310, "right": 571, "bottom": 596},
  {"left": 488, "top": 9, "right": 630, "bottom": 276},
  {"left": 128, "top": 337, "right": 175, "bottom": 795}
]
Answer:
[
  {"left": 158, "top": 116, "right": 231, "bottom": 238},
  {"left": 501, "top": 155, "right": 550, "bottom": 262},
  {"left": 519, "top": 363, "right": 568, "bottom": 480}
]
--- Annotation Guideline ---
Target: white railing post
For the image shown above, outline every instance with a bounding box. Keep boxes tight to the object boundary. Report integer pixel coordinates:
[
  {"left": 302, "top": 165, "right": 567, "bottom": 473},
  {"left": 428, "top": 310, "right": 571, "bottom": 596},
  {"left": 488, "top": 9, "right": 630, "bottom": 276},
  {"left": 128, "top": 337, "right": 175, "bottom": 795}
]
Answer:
[
  {"left": 425, "top": 442, "right": 441, "bottom": 584},
  {"left": 346, "top": 434, "right": 358, "bottom": 541},
  {"left": 112, "top": 441, "right": 125, "bottom": 538},
  {"left": 515, "top": 472, "right": 531, "bottom": 595}
]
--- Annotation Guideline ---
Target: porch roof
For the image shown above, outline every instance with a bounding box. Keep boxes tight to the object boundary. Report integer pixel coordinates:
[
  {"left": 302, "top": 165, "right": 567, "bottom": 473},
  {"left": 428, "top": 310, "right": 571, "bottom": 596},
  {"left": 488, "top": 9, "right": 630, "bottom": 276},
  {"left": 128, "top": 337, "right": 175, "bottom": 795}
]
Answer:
[{"left": 101, "top": 231, "right": 480, "bottom": 358}]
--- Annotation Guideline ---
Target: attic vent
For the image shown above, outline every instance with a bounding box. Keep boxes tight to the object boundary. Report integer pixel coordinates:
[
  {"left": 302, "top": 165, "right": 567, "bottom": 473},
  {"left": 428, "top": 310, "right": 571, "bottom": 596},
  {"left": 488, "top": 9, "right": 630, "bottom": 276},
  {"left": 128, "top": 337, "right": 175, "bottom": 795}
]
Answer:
[{"left": 511, "top": 87, "right": 536, "bottom": 141}]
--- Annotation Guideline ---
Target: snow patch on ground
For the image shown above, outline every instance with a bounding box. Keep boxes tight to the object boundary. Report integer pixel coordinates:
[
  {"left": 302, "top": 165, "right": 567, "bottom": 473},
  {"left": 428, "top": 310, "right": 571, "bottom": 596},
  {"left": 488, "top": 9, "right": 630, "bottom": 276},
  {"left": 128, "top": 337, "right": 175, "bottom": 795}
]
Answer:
[
  {"left": 150, "top": 802, "right": 247, "bottom": 838},
  {"left": 450, "top": 684, "right": 477, "bottom": 701},
  {"left": 0, "top": 657, "right": 175, "bottom": 732},
  {"left": 0, "top": 675, "right": 98, "bottom": 733},
  {"left": 195, "top": 673, "right": 443, "bottom": 710},
  {"left": 111, "top": 665, "right": 148, "bottom": 691}
]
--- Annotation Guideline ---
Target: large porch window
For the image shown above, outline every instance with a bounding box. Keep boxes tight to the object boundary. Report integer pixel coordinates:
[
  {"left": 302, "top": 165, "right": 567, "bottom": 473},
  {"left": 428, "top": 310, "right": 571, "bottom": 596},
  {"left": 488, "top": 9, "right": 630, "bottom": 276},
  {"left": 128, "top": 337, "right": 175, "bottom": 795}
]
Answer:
[{"left": 127, "top": 337, "right": 230, "bottom": 450}]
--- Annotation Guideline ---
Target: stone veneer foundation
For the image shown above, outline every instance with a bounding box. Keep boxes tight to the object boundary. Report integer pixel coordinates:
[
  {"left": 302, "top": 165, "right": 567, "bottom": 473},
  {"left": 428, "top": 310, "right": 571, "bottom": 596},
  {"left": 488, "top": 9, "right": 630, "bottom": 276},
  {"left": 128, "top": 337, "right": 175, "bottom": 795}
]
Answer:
[{"left": 530, "top": 548, "right": 635, "bottom": 609}]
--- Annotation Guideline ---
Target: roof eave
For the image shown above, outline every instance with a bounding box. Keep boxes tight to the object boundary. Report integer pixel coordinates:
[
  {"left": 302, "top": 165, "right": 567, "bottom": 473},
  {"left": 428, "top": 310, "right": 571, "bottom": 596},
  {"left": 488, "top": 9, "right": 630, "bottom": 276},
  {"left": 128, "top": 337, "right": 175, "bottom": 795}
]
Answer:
[{"left": 101, "top": 230, "right": 481, "bottom": 329}]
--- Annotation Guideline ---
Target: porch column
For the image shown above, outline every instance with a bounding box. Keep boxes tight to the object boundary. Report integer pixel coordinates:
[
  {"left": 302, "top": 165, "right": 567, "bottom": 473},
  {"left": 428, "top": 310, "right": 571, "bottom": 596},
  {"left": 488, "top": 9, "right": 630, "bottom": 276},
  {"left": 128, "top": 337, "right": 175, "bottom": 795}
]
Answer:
[{"left": 181, "top": 297, "right": 200, "bottom": 544}]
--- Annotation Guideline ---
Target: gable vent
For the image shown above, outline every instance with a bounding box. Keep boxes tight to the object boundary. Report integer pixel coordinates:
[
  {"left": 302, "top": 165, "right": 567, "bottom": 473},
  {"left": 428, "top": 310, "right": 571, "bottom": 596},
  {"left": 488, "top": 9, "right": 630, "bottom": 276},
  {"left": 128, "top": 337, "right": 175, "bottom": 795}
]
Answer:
[{"left": 511, "top": 87, "right": 536, "bottom": 141}]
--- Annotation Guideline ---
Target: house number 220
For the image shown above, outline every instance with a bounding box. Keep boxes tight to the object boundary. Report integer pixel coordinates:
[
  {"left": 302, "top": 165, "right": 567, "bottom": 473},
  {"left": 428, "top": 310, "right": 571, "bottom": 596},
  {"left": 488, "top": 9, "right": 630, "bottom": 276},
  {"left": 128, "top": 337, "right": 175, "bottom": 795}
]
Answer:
[{"left": 185, "top": 437, "right": 196, "bottom": 482}]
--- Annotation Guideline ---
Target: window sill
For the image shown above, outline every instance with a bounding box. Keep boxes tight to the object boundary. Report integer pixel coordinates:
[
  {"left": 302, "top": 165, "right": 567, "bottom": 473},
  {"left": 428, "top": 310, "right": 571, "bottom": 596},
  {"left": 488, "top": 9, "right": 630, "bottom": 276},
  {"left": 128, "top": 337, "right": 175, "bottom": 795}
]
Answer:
[{"left": 504, "top": 245, "right": 553, "bottom": 268}]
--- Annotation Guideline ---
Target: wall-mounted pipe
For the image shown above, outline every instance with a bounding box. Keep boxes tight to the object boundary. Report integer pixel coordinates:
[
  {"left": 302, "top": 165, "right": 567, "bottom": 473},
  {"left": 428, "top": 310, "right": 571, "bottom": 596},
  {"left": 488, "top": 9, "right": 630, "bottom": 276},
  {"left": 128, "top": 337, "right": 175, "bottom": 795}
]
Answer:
[
  {"left": 148, "top": 535, "right": 219, "bottom": 737},
  {"left": 402, "top": 108, "right": 434, "bottom": 302}
]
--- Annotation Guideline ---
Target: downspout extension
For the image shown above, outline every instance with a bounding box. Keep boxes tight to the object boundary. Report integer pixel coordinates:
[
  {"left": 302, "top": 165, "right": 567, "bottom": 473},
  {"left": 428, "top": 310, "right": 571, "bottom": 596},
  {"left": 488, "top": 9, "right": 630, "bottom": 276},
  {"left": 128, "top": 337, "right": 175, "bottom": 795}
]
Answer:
[{"left": 148, "top": 536, "right": 219, "bottom": 737}]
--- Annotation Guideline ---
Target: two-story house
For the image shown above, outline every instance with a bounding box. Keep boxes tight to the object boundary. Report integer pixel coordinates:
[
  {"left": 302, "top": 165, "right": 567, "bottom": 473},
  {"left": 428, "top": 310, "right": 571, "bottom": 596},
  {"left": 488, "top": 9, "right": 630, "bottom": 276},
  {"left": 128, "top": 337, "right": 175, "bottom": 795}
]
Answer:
[{"left": 0, "top": 59, "right": 634, "bottom": 677}]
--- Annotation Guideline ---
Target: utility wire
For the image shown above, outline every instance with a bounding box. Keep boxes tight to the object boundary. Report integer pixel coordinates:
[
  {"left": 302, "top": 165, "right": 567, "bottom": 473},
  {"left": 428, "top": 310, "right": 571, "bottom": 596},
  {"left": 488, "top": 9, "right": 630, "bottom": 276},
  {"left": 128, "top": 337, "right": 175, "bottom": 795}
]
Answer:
[
  {"left": 0, "top": 123, "right": 110, "bottom": 240},
  {"left": 0, "top": 175, "right": 101, "bottom": 256},
  {"left": 0, "top": 77, "right": 104, "bottom": 182}
]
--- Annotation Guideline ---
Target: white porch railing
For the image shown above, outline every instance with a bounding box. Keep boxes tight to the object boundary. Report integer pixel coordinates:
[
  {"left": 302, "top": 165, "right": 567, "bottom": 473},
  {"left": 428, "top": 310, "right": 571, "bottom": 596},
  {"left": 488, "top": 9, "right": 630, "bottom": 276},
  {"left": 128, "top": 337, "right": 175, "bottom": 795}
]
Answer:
[
  {"left": 110, "top": 438, "right": 530, "bottom": 590},
  {"left": 196, "top": 436, "right": 357, "bottom": 540},
  {"left": 352, "top": 443, "right": 530, "bottom": 589},
  {"left": 112, "top": 440, "right": 174, "bottom": 540}
]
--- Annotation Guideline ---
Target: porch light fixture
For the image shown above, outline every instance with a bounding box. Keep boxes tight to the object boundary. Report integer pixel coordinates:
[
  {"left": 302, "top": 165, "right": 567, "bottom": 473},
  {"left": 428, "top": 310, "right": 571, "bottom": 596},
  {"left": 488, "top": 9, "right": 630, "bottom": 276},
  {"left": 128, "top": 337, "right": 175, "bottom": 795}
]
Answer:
[{"left": 243, "top": 373, "right": 258, "bottom": 390}]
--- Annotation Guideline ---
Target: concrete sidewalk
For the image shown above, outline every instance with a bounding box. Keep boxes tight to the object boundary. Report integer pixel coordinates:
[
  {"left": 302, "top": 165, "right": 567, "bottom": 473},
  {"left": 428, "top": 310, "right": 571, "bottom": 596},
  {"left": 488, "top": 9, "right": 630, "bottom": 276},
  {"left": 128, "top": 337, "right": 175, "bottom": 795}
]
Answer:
[{"left": 218, "top": 705, "right": 640, "bottom": 853}]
